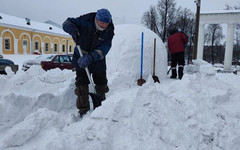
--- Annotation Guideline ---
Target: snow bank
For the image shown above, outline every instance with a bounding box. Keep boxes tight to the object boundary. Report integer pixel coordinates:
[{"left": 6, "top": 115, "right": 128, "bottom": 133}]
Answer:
[{"left": 1, "top": 25, "right": 240, "bottom": 150}]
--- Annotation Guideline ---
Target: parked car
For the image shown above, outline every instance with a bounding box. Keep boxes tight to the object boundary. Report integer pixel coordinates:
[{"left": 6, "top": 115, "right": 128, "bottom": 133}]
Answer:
[
  {"left": 41, "top": 54, "right": 74, "bottom": 71},
  {"left": 22, "top": 55, "right": 55, "bottom": 71},
  {"left": 33, "top": 50, "right": 41, "bottom": 55},
  {"left": 0, "top": 55, "right": 18, "bottom": 74}
]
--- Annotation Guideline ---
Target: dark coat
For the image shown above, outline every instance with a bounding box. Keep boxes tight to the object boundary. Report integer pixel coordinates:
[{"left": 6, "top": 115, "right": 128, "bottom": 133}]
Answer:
[
  {"left": 168, "top": 32, "right": 188, "bottom": 54},
  {"left": 62, "top": 13, "right": 115, "bottom": 73}
]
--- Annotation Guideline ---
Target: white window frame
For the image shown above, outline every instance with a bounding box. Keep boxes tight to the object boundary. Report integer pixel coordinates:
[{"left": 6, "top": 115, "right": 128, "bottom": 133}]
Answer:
[{"left": 4, "top": 37, "right": 11, "bottom": 51}]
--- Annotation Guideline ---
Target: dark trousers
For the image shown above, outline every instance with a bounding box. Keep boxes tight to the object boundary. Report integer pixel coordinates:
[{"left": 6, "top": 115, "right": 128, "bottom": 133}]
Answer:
[
  {"left": 75, "top": 69, "right": 108, "bottom": 86},
  {"left": 74, "top": 69, "right": 109, "bottom": 114},
  {"left": 171, "top": 52, "right": 185, "bottom": 79}
]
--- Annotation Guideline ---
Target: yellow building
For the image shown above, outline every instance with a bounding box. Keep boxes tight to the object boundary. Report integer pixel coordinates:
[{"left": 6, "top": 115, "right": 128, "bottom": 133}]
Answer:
[{"left": 0, "top": 12, "right": 74, "bottom": 55}]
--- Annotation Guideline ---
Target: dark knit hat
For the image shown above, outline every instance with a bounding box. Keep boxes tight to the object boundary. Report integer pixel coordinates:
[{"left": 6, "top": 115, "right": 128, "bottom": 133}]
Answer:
[
  {"left": 96, "top": 8, "right": 112, "bottom": 23},
  {"left": 168, "top": 28, "right": 178, "bottom": 35}
]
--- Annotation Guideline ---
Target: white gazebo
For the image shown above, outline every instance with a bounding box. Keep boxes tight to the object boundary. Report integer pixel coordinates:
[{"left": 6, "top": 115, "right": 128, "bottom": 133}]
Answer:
[{"left": 196, "top": 10, "right": 240, "bottom": 70}]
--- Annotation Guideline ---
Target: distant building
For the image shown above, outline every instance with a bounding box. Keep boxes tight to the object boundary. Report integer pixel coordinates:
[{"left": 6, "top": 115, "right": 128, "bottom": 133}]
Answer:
[{"left": 0, "top": 12, "right": 74, "bottom": 55}]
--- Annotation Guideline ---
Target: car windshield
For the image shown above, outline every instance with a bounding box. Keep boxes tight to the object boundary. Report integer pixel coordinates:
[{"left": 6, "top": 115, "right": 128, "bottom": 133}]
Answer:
[
  {"left": 46, "top": 55, "right": 54, "bottom": 60},
  {"left": 35, "top": 55, "right": 54, "bottom": 60}
]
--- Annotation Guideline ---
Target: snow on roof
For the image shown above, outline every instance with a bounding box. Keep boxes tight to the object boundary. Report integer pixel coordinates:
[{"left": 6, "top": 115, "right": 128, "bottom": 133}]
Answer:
[
  {"left": 201, "top": 9, "right": 240, "bottom": 15},
  {"left": 200, "top": 10, "right": 240, "bottom": 24},
  {"left": 0, "top": 12, "right": 70, "bottom": 37}
]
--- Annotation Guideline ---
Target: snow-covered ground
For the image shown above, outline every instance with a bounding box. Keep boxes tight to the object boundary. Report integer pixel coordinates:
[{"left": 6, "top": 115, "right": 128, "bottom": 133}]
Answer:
[{"left": 1, "top": 24, "right": 240, "bottom": 150}]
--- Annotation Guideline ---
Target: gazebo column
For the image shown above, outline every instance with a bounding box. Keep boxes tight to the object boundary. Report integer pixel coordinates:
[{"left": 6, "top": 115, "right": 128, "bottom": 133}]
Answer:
[
  {"left": 197, "top": 23, "right": 205, "bottom": 59},
  {"left": 224, "top": 23, "right": 235, "bottom": 70}
]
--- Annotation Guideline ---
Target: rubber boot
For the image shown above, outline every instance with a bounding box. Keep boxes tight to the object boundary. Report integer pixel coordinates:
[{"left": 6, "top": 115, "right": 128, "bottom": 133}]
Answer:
[
  {"left": 75, "top": 85, "right": 90, "bottom": 117},
  {"left": 95, "top": 85, "right": 109, "bottom": 100},
  {"left": 170, "top": 68, "right": 177, "bottom": 79},
  {"left": 178, "top": 67, "right": 184, "bottom": 80}
]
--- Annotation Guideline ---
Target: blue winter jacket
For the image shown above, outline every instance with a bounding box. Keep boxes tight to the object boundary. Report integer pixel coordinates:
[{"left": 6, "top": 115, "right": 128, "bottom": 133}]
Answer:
[{"left": 62, "top": 13, "right": 114, "bottom": 73}]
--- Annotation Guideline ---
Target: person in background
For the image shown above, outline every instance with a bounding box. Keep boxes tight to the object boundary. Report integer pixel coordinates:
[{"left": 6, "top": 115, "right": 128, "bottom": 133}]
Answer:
[
  {"left": 167, "top": 28, "right": 188, "bottom": 80},
  {"left": 62, "top": 8, "right": 115, "bottom": 117}
]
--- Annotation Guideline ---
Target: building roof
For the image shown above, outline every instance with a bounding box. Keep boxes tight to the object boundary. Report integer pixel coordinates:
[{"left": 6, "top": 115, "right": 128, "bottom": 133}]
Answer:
[
  {"left": 201, "top": 9, "right": 240, "bottom": 15},
  {"left": 200, "top": 10, "right": 240, "bottom": 24},
  {"left": 0, "top": 12, "right": 70, "bottom": 37}
]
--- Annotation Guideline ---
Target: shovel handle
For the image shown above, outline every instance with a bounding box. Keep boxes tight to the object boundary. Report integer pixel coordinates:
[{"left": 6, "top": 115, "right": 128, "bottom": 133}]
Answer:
[
  {"left": 153, "top": 38, "right": 156, "bottom": 76},
  {"left": 76, "top": 45, "right": 96, "bottom": 94},
  {"left": 140, "top": 32, "right": 144, "bottom": 77}
]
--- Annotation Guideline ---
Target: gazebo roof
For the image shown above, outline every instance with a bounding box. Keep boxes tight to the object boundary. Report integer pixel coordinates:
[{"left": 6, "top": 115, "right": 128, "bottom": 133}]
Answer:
[{"left": 200, "top": 10, "right": 240, "bottom": 24}]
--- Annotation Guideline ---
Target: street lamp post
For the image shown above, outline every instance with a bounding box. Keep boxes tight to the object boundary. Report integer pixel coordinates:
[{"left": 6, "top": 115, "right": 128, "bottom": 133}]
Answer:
[{"left": 193, "top": 0, "right": 201, "bottom": 59}]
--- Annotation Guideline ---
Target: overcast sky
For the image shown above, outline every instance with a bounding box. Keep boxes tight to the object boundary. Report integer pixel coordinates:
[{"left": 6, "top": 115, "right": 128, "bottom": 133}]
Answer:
[{"left": 0, "top": 0, "right": 239, "bottom": 25}]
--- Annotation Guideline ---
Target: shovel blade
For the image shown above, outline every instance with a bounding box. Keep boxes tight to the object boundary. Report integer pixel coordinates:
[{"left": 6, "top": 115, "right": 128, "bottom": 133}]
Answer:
[
  {"left": 152, "top": 75, "right": 160, "bottom": 83},
  {"left": 89, "top": 93, "right": 103, "bottom": 109},
  {"left": 137, "top": 78, "right": 146, "bottom": 86}
]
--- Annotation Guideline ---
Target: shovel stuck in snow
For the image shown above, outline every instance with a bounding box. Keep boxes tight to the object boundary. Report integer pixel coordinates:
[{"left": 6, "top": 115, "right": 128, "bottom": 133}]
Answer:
[
  {"left": 152, "top": 38, "right": 160, "bottom": 83},
  {"left": 137, "top": 32, "right": 146, "bottom": 86}
]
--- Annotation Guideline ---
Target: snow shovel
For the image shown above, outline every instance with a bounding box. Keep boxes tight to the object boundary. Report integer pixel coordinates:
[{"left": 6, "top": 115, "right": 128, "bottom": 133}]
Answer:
[
  {"left": 137, "top": 32, "right": 146, "bottom": 86},
  {"left": 76, "top": 45, "right": 103, "bottom": 109},
  {"left": 152, "top": 38, "right": 160, "bottom": 83}
]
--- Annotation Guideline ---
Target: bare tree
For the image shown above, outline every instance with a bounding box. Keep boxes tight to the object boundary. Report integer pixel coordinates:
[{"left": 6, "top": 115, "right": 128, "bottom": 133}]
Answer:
[
  {"left": 142, "top": 6, "right": 160, "bottom": 35},
  {"left": 142, "top": 0, "right": 178, "bottom": 43},
  {"left": 156, "top": 0, "right": 177, "bottom": 42},
  {"left": 204, "top": 24, "right": 224, "bottom": 65},
  {"left": 174, "top": 8, "right": 195, "bottom": 33},
  {"left": 142, "top": 0, "right": 196, "bottom": 63},
  {"left": 173, "top": 8, "right": 195, "bottom": 63}
]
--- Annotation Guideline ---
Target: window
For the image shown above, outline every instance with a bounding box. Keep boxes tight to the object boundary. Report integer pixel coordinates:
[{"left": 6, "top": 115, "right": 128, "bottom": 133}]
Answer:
[
  {"left": 22, "top": 40, "right": 28, "bottom": 53},
  {"left": 60, "top": 55, "right": 70, "bottom": 63},
  {"left": 69, "top": 45, "right": 72, "bottom": 53},
  {"left": 54, "top": 44, "right": 58, "bottom": 53},
  {"left": 54, "top": 56, "right": 60, "bottom": 63},
  {"left": 23, "top": 40, "right": 27, "bottom": 46},
  {"left": 4, "top": 38, "right": 10, "bottom": 50},
  {"left": 45, "top": 43, "right": 49, "bottom": 52},
  {"left": 35, "top": 41, "right": 39, "bottom": 50},
  {"left": 62, "top": 45, "right": 65, "bottom": 53}
]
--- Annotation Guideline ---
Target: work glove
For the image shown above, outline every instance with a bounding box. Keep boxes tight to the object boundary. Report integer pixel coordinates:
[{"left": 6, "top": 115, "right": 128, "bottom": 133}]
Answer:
[{"left": 78, "top": 55, "right": 93, "bottom": 68}]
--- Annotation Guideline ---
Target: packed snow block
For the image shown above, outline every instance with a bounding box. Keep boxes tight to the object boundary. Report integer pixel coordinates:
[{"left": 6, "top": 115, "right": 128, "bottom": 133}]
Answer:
[
  {"left": 32, "top": 92, "right": 75, "bottom": 112},
  {"left": 185, "top": 59, "right": 215, "bottom": 76},
  {"left": 199, "top": 65, "right": 216, "bottom": 75},
  {"left": 1, "top": 108, "right": 65, "bottom": 147},
  {"left": 0, "top": 93, "right": 34, "bottom": 130},
  {"left": 107, "top": 24, "right": 168, "bottom": 81},
  {"left": 184, "top": 64, "right": 199, "bottom": 74}
]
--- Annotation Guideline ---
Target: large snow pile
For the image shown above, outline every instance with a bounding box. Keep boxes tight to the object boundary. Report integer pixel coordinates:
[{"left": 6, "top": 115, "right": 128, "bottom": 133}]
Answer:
[{"left": 0, "top": 24, "right": 240, "bottom": 150}]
